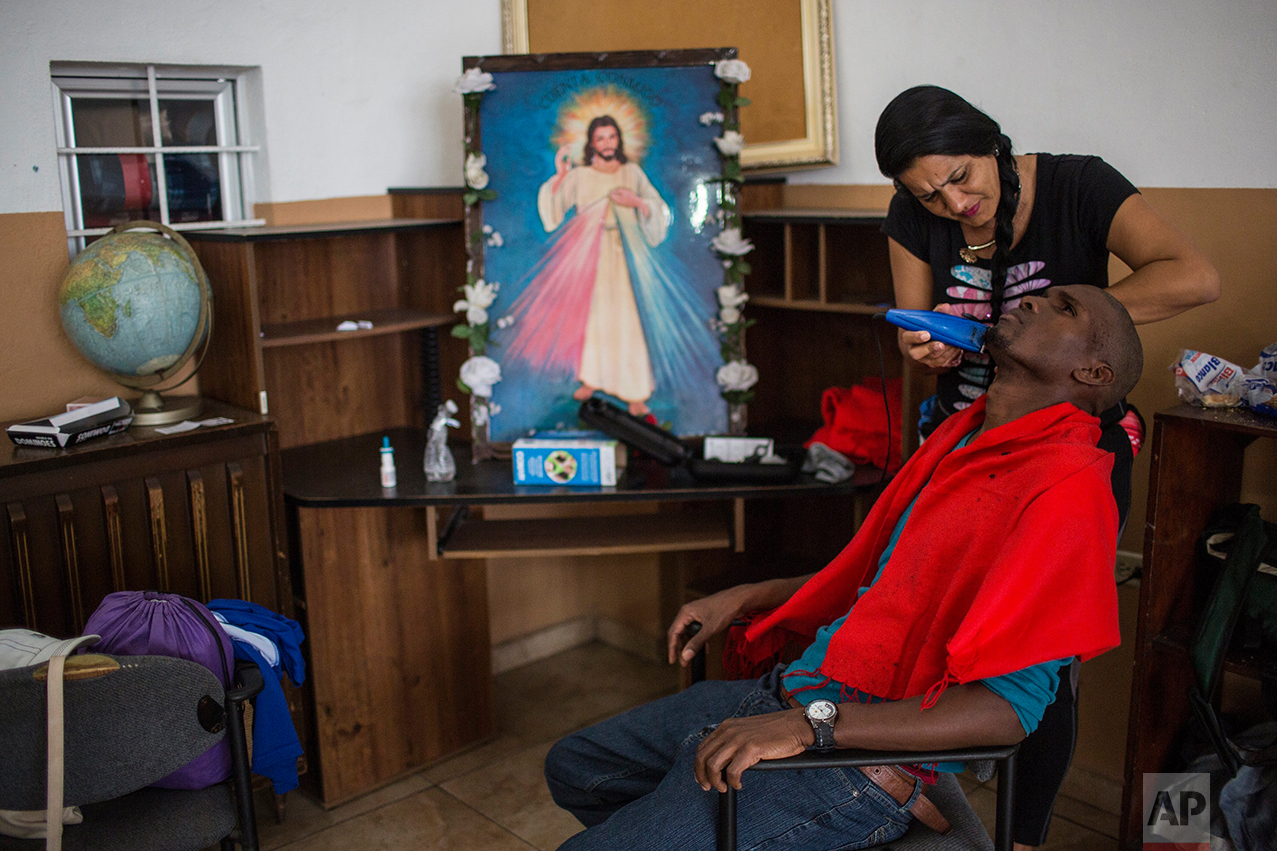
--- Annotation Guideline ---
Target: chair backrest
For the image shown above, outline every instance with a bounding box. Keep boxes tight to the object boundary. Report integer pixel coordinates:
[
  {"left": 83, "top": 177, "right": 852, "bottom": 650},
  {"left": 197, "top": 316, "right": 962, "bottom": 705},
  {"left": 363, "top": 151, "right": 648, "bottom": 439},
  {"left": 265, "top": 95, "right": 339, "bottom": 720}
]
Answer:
[{"left": 0, "top": 654, "right": 227, "bottom": 810}]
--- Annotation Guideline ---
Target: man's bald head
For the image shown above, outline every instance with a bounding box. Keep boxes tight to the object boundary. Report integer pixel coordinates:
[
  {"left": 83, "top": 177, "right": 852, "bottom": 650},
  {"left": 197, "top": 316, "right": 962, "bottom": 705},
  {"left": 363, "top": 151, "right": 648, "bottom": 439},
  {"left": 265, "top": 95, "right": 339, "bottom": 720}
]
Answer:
[
  {"left": 1090, "top": 289, "right": 1143, "bottom": 411},
  {"left": 984, "top": 285, "right": 1143, "bottom": 416}
]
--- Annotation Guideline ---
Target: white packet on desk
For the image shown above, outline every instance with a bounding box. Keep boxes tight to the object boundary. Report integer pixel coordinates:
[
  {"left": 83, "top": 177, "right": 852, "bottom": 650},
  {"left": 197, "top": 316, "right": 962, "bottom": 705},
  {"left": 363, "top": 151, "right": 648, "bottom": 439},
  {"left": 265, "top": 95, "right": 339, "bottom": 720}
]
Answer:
[{"left": 1171, "top": 349, "right": 1246, "bottom": 407}]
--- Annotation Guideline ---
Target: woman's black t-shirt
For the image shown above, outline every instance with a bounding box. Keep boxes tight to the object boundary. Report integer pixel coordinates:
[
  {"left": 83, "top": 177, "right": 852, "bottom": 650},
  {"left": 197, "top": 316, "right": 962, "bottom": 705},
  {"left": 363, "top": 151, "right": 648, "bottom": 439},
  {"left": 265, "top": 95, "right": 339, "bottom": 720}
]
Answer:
[{"left": 882, "top": 153, "right": 1138, "bottom": 421}]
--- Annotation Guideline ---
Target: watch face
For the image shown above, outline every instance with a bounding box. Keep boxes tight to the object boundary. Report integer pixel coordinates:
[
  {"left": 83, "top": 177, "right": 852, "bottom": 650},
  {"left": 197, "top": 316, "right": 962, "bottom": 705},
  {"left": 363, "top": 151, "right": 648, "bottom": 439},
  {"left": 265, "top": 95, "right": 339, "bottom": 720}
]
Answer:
[{"left": 807, "top": 700, "right": 836, "bottom": 722}]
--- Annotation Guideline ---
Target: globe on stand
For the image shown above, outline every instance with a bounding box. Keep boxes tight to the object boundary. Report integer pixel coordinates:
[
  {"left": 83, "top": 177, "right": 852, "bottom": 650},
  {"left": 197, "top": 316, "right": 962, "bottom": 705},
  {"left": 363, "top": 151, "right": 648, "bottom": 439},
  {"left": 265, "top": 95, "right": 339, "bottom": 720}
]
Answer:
[{"left": 59, "top": 221, "right": 213, "bottom": 426}]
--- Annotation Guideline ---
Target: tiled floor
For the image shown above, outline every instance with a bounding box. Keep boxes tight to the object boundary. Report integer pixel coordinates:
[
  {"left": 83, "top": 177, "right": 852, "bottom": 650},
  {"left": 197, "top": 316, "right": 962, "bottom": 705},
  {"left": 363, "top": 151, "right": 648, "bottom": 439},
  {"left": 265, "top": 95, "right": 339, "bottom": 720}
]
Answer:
[{"left": 254, "top": 643, "right": 1119, "bottom": 850}]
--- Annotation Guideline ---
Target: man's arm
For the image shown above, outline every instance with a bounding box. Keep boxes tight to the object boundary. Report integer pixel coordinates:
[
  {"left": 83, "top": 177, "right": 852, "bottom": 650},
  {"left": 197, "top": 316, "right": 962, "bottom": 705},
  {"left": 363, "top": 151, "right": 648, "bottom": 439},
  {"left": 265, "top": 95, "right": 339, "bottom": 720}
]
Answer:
[
  {"left": 693, "top": 682, "right": 1024, "bottom": 792},
  {"left": 667, "top": 575, "right": 812, "bottom": 666}
]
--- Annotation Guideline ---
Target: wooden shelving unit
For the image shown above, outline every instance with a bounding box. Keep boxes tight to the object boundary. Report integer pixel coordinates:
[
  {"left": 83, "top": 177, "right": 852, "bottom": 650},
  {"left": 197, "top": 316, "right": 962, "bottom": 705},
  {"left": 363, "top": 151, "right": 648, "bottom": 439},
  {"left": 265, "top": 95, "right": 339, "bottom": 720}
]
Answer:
[
  {"left": 186, "top": 212, "right": 483, "bottom": 808},
  {"left": 741, "top": 209, "right": 894, "bottom": 311},
  {"left": 187, "top": 218, "right": 466, "bottom": 449},
  {"left": 259, "top": 307, "right": 453, "bottom": 348},
  {"left": 1119, "top": 405, "right": 1277, "bottom": 848}
]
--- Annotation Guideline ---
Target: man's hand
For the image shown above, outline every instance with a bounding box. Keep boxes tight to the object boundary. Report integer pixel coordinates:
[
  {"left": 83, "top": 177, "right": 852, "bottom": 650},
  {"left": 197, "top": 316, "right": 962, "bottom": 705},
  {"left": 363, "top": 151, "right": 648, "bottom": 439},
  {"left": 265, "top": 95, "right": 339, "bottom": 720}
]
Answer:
[
  {"left": 555, "top": 145, "right": 573, "bottom": 176},
  {"left": 900, "top": 302, "right": 965, "bottom": 371},
  {"left": 609, "top": 187, "right": 650, "bottom": 217},
  {"left": 694, "top": 709, "right": 814, "bottom": 792},
  {"left": 667, "top": 587, "right": 749, "bottom": 666}
]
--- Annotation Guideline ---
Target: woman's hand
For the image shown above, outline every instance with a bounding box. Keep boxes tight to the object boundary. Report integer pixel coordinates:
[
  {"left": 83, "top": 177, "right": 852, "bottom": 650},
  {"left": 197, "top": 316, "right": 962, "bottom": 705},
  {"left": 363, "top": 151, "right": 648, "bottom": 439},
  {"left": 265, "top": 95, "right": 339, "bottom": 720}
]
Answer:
[{"left": 900, "top": 303, "right": 965, "bottom": 371}]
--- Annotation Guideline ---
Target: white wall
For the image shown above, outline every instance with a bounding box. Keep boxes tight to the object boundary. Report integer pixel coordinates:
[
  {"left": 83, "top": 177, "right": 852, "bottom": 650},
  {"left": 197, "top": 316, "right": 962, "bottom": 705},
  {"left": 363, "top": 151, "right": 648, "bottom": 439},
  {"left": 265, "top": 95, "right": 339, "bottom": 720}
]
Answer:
[
  {"left": 790, "top": 0, "right": 1277, "bottom": 188},
  {"left": 0, "top": 0, "right": 502, "bottom": 216},
  {"left": 4, "top": 0, "right": 1275, "bottom": 218}
]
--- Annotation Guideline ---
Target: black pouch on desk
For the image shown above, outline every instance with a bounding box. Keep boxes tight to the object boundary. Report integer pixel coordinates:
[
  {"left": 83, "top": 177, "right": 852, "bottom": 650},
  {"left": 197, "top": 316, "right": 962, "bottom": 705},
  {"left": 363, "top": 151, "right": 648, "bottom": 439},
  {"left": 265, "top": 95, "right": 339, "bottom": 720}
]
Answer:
[
  {"left": 578, "top": 398, "right": 691, "bottom": 466},
  {"left": 578, "top": 398, "right": 801, "bottom": 483},
  {"left": 687, "top": 449, "right": 803, "bottom": 484}
]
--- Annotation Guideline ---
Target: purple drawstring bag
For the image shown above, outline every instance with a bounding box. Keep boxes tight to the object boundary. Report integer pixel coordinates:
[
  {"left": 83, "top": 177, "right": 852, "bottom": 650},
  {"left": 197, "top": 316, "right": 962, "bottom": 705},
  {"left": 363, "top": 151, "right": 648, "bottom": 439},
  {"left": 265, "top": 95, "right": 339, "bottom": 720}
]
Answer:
[{"left": 82, "top": 591, "right": 234, "bottom": 789}]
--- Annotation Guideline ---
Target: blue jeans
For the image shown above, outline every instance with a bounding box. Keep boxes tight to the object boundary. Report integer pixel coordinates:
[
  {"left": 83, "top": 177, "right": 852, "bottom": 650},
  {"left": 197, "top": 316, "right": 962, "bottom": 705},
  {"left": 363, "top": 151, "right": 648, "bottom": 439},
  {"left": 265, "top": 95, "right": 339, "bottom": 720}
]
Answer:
[{"left": 545, "top": 667, "right": 915, "bottom": 851}]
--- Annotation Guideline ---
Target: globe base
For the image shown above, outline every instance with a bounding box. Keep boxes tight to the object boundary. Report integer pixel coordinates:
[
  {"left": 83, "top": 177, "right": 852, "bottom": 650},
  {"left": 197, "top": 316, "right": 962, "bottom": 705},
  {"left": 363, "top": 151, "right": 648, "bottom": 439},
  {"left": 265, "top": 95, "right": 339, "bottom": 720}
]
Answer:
[{"left": 131, "top": 392, "right": 204, "bottom": 426}]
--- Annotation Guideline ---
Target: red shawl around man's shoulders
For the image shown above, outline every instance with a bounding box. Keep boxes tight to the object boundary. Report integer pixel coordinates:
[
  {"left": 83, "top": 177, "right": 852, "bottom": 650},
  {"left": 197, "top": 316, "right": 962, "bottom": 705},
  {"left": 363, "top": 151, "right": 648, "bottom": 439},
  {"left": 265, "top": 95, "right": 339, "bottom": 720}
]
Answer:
[{"left": 741, "top": 396, "right": 1121, "bottom": 704}]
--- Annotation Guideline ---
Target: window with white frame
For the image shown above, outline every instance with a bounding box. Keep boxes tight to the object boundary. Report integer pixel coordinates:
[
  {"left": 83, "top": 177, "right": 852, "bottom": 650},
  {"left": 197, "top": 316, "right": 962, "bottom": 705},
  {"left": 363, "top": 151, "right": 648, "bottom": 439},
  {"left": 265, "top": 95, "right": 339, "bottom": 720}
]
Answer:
[{"left": 51, "top": 62, "right": 263, "bottom": 254}]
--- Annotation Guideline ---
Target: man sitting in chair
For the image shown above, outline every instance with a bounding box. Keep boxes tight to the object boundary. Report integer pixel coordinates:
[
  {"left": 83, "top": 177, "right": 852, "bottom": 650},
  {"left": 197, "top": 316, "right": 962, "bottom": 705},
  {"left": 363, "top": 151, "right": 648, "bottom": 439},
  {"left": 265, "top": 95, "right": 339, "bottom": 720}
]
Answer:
[{"left": 544, "top": 285, "right": 1143, "bottom": 851}]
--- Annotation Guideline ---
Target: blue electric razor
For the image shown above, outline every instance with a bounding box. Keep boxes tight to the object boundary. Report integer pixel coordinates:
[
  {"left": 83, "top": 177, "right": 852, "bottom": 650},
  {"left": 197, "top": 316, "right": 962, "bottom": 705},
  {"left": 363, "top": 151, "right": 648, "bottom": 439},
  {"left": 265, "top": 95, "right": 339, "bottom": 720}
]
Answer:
[{"left": 884, "top": 309, "right": 987, "bottom": 353}]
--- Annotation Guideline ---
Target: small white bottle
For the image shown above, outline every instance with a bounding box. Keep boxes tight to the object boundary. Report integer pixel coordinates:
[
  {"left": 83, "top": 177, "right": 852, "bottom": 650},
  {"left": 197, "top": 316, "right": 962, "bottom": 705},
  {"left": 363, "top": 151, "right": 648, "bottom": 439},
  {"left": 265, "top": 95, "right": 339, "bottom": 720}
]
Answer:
[{"left": 379, "top": 436, "right": 397, "bottom": 488}]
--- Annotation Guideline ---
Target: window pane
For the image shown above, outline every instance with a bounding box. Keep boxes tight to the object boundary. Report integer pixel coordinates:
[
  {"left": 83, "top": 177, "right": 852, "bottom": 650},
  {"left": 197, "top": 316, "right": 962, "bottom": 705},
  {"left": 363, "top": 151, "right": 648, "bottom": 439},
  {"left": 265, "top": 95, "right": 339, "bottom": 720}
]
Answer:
[
  {"left": 159, "top": 98, "right": 220, "bottom": 146},
  {"left": 70, "top": 97, "right": 153, "bottom": 147},
  {"left": 75, "top": 153, "right": 161, "bottom": 228},
  {"left": 165, "top": 154, "right": 223, "bottom": 223}
]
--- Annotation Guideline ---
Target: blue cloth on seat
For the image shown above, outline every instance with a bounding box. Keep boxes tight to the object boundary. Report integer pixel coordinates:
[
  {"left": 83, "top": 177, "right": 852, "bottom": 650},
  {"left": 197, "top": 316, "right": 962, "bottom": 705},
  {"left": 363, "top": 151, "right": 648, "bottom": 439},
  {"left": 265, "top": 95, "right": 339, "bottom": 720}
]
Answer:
[
  {"left": 207, "top": 599, "right": 305, "bottom": 686},
  {"left": 207, "top": 600, "right": 306, "bottom": 794}
]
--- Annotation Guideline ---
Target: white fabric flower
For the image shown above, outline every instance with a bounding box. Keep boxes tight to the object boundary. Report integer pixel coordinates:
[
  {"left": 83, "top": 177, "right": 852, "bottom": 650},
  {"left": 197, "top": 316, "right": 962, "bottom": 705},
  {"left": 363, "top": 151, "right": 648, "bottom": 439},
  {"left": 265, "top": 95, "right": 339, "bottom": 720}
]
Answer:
[
  {"left": 455, "top": 67, "right": 496, "bottom": 94},
  {"left": 719, "top": 306, "right": 741, "bottom": 325},
  {"left": 486, "top": 231, "right": 504, "bottom": 247},
  {"left": 717, "top": 284, "right": 749, "bottom": 309},
  {"left": 711, "top": 227, "right": 754, "bottom": 256},
  {"left": 714, "top": 130, "right": 746, "bottom": 156},
  {"left": 699, "top": 111, "right": 725, "bottom": 126},
  {"left": 453, "top": 279, "right": 498, "bottom": 325},
  {"left": 464, "top": 152, "right": 489, "bottom": 190},
  {"left": 466, "top": 280, "right": 497, "bottom": 309},
  {"left": 714, "top": 59, "right": 752, "bottom": 85},
  {"left": 460, "top": 356, "right": 502, "bottom": 397},
  {"left": 716, "top": 360, "right": 758, "bottom": 392},
  {"left": 482, "top": 224, "right": 493, "bottom": 233}
]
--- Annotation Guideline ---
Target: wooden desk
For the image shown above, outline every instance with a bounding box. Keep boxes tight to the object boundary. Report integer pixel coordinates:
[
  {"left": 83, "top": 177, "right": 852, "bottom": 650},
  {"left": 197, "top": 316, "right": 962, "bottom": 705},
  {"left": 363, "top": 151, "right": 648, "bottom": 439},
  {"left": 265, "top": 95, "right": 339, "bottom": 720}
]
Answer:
[
  {"left": 281, "top": 429, "right": 872, "bottom": 806},
  {"left": 1120, "top": 405, "right": 1277, "bottom": 848}
]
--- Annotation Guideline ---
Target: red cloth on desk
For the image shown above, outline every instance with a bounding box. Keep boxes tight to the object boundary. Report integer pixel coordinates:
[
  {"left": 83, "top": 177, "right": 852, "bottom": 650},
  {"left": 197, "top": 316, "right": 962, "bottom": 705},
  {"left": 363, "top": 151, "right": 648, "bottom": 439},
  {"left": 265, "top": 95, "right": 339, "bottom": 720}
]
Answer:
[
  {"left": 806, "top": 379, "right": 903, "bottom": 473},
  {"left": 744, "top": 395, "right": 1121, "bottom": 705}
]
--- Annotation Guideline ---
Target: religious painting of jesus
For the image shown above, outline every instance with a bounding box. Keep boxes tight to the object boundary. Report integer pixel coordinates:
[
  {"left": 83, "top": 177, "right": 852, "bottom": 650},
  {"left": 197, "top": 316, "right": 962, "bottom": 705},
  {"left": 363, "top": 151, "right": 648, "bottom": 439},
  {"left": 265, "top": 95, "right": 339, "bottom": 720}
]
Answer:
[{"left": 465, "top": 51, "right": 733, "bottom": 442}]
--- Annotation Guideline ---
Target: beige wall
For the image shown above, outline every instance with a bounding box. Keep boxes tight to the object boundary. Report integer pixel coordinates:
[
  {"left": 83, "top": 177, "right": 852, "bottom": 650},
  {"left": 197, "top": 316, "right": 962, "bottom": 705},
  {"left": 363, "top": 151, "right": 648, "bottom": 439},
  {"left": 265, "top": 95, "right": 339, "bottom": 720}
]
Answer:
[{"left": 0, "top": 212, "right": 130, "bottom": 423}]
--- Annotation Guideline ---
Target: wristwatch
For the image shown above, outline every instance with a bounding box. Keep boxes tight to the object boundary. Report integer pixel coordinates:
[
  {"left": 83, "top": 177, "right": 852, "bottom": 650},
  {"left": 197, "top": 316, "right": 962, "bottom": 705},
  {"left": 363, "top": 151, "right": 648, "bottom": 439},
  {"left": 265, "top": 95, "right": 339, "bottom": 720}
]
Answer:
[{"left": 803, "top": 699, "right": 838, "bottom": 752}]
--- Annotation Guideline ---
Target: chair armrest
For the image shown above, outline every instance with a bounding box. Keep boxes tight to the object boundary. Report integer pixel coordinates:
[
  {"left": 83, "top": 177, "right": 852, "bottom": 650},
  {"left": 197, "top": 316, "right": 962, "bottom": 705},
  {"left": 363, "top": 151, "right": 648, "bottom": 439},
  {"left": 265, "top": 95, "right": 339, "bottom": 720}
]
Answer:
[
  {"left": 745, "top": 743, "right": 1018, "bottom": 772},
  {"left": 227, "top": 658, "right": 265, "bottom": 706}
]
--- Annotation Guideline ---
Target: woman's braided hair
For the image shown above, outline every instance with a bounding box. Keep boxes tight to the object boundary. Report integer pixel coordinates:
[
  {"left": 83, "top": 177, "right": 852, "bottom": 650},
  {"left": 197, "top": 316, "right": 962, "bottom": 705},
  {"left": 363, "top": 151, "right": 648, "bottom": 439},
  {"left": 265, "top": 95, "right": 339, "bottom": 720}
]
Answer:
[{"left": 875, "top": 85, "right": 1021, "bottom": 319}]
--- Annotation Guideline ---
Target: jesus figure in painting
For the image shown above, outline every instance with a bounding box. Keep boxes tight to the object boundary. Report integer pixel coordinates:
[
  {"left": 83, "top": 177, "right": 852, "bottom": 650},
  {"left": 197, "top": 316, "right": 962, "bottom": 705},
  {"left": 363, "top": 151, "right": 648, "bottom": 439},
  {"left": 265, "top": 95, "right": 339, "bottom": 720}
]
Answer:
[
  {"left": 502, "top": 87, "right": 718, "bottom": 423},
  {"left": 538, "top": 115, "right": 669, "bottom": 416}
]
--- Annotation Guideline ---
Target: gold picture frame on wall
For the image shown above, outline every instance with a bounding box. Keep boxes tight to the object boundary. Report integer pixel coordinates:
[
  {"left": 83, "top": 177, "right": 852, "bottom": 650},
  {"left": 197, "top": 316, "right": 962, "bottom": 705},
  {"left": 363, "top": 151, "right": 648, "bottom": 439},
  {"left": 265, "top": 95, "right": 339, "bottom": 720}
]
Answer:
[{"left": 501, "top": 0, "right": 837, "bottom": 172}]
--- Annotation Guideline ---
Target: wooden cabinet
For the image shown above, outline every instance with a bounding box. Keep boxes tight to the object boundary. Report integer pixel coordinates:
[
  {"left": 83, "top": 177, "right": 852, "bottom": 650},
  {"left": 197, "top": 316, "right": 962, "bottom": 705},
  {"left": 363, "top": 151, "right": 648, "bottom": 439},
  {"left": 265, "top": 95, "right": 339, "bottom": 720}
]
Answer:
[
  {"left": 0, "top": 400, "right": 288, "bottom": 635},
  {"left": 1119, "top": 405, "right": 1277, "bottom": 848},
  {"left": 185, "top": 215, "right": 481, "bottom": 807}
]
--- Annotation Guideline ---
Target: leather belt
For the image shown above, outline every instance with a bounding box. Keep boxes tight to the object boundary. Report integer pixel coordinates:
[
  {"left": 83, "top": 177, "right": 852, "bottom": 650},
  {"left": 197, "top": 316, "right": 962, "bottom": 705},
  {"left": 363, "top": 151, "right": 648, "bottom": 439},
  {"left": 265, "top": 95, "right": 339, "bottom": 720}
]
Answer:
[{"left": 779, "top": 685, "right": 953, "bottom": 835}]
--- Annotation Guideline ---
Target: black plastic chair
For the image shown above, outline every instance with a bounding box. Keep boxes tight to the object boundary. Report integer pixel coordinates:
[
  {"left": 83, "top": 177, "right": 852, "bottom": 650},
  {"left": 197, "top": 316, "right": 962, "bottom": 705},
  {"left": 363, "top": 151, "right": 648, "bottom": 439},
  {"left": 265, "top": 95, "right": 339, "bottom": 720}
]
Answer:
[
  {"left": 687, "top": 623, "right": 1018, "bottom": 851},
  {"left": 0, "top": 653, "right": 263, "bottom": 851}
]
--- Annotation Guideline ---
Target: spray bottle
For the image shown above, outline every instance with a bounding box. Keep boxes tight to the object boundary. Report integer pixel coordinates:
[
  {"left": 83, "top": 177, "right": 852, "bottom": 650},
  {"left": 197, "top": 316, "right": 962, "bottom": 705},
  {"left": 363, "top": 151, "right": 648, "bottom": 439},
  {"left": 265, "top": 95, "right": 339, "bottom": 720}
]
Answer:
[
  {"left": 424, "top": 400, "right": 460, "bottom": 482},
  {"left": 379, "top": 436, "right": 397, "bottom": 488}
]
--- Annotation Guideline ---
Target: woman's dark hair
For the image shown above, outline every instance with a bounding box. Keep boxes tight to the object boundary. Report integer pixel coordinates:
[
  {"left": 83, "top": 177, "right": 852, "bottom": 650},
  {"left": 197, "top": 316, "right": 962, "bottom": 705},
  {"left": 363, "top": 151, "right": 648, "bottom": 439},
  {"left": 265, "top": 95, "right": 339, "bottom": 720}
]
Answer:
[
  {"left": 875, "top": 85, "right": 1020, "bottom": 318},
  {"left": 583, "top": 115, "right": 627, "bottom": 165}
]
